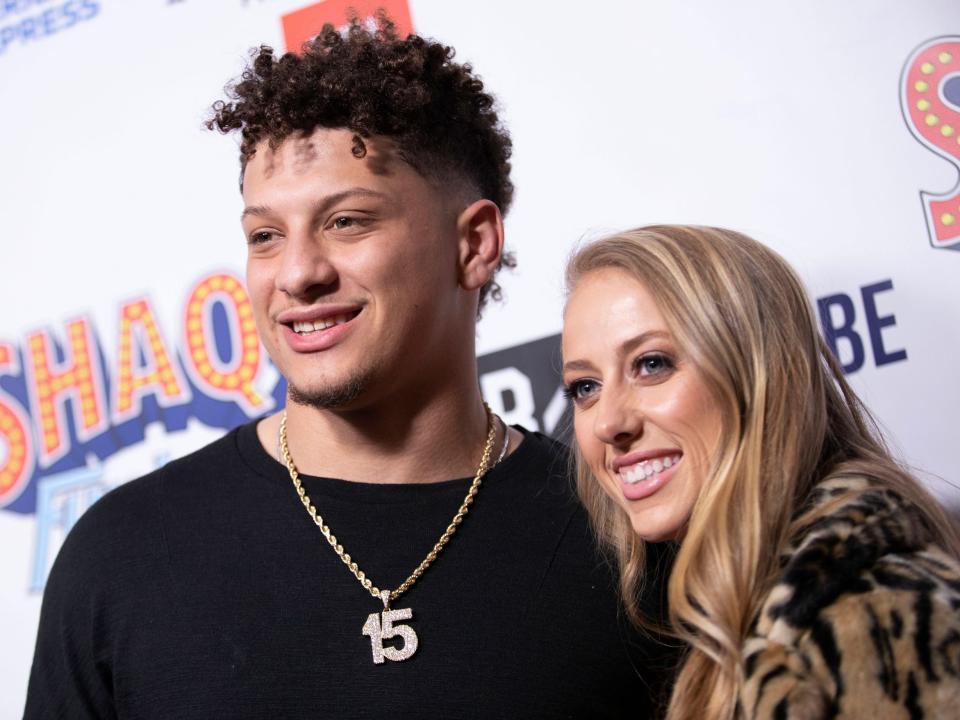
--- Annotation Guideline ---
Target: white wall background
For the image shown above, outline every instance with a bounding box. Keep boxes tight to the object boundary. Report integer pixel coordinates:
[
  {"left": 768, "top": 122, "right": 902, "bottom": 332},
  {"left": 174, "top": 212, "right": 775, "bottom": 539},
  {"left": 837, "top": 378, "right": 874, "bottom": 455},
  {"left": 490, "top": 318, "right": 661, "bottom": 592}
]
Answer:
[{"left": 2, "top": 0, "right": 959, "bottom": 713}]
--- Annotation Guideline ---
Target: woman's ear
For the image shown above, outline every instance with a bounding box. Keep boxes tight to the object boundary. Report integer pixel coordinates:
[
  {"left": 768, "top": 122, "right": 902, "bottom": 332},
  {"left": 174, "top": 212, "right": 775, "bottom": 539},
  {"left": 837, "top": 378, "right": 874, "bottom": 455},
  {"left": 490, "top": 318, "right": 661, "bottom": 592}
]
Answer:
[{"left": 456, "top": 199, "right": 504, "bottom": 291}]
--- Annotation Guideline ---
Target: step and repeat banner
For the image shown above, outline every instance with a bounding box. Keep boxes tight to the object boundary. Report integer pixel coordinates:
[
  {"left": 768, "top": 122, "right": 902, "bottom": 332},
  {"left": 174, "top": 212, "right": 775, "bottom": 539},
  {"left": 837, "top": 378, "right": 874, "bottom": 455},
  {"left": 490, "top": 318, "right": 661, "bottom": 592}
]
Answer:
[{"left": 2, "top": 0, "right": 959, "bottom": 712}]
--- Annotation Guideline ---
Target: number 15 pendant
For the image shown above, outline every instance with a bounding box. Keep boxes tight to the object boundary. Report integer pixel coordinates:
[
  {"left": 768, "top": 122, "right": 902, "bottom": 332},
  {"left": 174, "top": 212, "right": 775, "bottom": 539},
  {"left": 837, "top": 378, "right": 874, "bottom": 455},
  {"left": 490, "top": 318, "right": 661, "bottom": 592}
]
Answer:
[{"left": 361, "top": 590, "right": 419, "bottom": 664}]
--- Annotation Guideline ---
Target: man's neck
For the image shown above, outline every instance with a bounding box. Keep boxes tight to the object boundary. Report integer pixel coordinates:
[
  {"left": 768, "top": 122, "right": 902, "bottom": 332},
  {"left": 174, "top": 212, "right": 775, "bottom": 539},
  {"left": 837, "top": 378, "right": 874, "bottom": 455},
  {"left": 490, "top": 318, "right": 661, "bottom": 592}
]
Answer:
[{"left": 257, "top": 382, "right": 493, "bottom": 485}]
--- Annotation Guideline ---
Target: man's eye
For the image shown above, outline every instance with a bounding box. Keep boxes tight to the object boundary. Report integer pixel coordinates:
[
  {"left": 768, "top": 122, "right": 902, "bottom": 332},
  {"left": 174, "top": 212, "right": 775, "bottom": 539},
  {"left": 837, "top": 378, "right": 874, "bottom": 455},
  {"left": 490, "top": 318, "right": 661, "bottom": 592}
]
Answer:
[
  {"left": 333, "top": 216, "right": 357, "bottom": 229},
  {"left": 248, "top": 230, "right": 275, "bottom": 245},
  {"left": 563, "top": 379, "right": 600, "bottom": 402}
]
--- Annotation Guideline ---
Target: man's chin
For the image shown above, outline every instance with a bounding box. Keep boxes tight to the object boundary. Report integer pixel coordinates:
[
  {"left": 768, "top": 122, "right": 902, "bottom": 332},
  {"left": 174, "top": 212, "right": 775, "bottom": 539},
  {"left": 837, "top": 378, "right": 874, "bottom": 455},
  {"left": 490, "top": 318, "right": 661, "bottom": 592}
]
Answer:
[{"left": 287, "top": 376, "right": 366, "bottom": 410}]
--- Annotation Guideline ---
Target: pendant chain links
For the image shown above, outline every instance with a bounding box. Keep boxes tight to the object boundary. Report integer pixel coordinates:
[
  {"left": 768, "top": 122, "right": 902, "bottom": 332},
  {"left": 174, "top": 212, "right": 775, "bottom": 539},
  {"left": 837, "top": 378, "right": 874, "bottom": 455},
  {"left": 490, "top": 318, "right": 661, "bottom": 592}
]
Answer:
[{"left": 278, "top": 403, "right": 497, "bottom": 606}]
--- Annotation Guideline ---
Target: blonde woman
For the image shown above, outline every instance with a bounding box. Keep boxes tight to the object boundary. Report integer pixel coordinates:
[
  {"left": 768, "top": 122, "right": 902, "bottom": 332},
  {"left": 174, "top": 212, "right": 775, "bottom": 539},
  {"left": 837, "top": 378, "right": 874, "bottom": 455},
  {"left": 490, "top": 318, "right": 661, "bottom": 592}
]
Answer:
[{"left": 561, "top": 225, "right": 960, "bottom": 720}]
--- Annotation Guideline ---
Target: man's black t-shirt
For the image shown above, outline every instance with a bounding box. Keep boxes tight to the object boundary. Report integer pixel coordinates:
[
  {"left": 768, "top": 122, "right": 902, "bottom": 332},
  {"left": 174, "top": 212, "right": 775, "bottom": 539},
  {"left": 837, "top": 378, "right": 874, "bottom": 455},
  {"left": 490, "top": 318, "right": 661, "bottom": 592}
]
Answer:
[{"left": 25, "top": 423, "right": 677, "bottom": 718}]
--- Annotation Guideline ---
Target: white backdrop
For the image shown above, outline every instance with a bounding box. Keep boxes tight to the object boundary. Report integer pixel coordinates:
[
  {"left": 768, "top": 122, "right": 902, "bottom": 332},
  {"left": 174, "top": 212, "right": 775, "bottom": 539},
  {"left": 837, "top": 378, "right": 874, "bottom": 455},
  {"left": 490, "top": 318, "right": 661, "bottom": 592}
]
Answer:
[{"left": 2, "top": 0, "right": 959, "bottom": 713}]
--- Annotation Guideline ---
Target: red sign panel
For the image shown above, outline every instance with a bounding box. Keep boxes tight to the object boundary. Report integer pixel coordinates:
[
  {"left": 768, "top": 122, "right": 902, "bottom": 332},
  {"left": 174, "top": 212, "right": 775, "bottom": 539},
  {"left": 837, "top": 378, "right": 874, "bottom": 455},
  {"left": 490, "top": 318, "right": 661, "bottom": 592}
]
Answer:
[{"left": 282, "top": 0, "right": 414, "bottom": 54}]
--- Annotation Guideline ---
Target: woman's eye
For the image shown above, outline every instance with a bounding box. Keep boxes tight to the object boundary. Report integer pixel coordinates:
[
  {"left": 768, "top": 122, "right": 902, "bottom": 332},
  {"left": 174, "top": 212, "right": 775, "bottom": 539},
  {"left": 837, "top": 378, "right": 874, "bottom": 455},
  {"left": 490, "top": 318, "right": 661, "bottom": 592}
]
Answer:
[
  {"left": 634, "top": 353, "right": 674, "bottom": 377},
  {"left": 563, "top": 379, "right": 600, "bottom": 402}
]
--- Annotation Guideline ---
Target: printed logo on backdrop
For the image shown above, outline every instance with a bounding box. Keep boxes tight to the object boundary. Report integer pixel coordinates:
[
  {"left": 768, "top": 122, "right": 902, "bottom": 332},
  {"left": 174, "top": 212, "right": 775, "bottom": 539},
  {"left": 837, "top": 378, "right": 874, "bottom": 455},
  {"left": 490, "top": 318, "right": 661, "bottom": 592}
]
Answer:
[
  {"left": 0, "top": 272, "right": 280, "bottom": 592},
  {"left": 901, "top": 36, "right": 960, "bottom": 250},
  {"left": 0, "top": 0, "right": 100, "bottom": 56}
]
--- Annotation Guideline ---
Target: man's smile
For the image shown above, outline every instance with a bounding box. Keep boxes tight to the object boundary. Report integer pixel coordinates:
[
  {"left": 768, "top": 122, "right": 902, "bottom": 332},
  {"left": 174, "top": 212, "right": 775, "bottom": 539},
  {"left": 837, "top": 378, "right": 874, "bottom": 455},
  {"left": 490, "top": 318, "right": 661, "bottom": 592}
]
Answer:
[
  {"left": 290, "top": 310, "right": 361, "bottom": 335},
  {"left": 277, "top": 305, "right": 364, "bottom": 352}
]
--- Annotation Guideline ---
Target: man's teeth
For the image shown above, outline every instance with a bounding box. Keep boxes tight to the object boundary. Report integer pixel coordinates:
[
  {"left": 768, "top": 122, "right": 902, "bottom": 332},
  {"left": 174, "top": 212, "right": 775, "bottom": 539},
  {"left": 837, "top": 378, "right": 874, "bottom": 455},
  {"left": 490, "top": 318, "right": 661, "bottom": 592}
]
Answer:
[
  {"left": 292, "top": 315, "right": 353, "bottom": 334},
  {"left": 620, "top": 455, "right": 682, "bottom": 484}
]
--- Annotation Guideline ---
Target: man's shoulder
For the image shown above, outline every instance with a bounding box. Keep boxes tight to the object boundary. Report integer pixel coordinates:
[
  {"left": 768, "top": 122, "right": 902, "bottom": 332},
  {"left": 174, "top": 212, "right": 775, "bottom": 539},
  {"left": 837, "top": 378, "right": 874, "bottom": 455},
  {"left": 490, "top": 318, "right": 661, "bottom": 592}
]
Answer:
[
  {"left": 497, "top": 425, "right": 574, "bottom": 497},
  {"left": 513, "top": 425, "right": 569, "bottom": 454},
  {"left": 506, "top": 425, "right": 570, "bottom": 472},
  {"left": 58, "top": 422, "right": 255, "bottom": 562},
  {"left": 104, "top": 421, "right": 248, "bottom": 502}
]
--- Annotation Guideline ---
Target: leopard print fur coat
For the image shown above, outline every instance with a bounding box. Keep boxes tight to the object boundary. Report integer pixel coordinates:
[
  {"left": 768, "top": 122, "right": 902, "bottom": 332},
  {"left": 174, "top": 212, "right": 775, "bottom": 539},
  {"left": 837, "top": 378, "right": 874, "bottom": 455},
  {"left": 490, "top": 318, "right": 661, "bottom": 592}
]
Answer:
[{"left": 739, "top": 476, "right": 960, "bottom": 719}]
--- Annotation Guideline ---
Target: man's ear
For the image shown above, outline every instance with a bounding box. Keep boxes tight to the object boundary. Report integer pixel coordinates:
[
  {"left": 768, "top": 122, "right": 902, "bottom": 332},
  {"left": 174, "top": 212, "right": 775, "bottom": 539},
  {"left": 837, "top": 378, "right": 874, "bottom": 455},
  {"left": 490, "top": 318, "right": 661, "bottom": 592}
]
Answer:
[{"left": 456, "top": 199, "right": 504, "bottom": 291}]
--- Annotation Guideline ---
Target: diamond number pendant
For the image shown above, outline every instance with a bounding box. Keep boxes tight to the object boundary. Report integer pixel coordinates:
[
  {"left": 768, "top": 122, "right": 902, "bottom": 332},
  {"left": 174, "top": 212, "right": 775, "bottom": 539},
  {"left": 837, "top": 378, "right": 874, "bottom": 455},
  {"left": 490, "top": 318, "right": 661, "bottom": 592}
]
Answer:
[{"left": 361, "top": 590, "right": 419, "bottom": 664}]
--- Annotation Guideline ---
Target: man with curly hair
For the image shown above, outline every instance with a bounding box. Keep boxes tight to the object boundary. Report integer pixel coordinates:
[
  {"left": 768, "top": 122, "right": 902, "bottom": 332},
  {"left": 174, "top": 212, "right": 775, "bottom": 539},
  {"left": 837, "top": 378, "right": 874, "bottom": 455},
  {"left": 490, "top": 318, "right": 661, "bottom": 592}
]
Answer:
[{"left": 26, "top": 20, "right": 674, "bottom": 719}]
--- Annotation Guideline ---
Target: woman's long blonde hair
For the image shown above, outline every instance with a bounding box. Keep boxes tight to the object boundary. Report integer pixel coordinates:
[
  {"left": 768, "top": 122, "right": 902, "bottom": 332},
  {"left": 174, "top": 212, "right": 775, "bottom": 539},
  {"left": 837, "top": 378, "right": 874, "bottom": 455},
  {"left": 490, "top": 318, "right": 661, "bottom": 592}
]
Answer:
[{"left": 566, "top": 225, "right": 960, "bottom": 720}]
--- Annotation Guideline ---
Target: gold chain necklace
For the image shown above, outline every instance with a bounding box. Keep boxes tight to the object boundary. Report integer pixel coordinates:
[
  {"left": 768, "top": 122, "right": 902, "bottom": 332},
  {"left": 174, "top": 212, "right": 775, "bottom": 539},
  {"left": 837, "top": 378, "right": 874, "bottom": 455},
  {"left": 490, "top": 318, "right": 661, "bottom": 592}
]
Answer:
[{"left": 278, "top": 403, "right": 497, "bottom": 664}]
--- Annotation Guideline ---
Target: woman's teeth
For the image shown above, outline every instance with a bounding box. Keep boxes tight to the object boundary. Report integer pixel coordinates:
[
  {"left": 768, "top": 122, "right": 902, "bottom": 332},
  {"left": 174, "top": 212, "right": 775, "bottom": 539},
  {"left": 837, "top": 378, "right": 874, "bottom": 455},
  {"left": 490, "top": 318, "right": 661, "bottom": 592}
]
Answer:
[
  {"left": 292, "top": 315, "right": 352, "bottom": 335},
  {"left": 620, "top": 455, "right": 681, "bottom": 484}
]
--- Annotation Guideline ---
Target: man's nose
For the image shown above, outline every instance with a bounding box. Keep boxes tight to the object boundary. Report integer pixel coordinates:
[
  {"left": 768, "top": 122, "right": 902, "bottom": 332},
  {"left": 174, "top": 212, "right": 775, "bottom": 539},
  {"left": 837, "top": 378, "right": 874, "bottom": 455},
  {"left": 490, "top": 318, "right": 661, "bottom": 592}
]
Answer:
[{"left": 275, "top": 231, "right": 337, "bottom": 298}]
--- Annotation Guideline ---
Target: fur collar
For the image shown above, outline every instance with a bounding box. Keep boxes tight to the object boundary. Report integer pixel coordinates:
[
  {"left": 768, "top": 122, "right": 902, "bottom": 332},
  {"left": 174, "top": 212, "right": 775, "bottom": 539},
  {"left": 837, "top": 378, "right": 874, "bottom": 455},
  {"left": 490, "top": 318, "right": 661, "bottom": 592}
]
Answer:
[{"left": 753, "top": 476, "right": 935, "bottom": 646}]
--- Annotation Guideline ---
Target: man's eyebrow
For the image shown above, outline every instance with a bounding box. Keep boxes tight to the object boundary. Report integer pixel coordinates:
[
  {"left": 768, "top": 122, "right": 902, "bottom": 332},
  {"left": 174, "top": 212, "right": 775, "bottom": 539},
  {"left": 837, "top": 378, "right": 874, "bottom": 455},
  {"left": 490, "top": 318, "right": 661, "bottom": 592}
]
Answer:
[
  {"left": 240, "top": 205, "right": 271, "bottom": 221},
  {"left": 240, "top": 188, "right": 390, "bottom": 222}
]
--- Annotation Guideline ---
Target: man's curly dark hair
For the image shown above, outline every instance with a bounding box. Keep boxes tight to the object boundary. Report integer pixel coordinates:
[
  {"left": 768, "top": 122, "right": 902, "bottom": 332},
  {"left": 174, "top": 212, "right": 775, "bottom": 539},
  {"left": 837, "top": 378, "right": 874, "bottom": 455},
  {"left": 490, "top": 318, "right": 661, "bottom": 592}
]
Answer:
[{"left": 207, "top": 16, "right": 515, "bottom": 313}]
